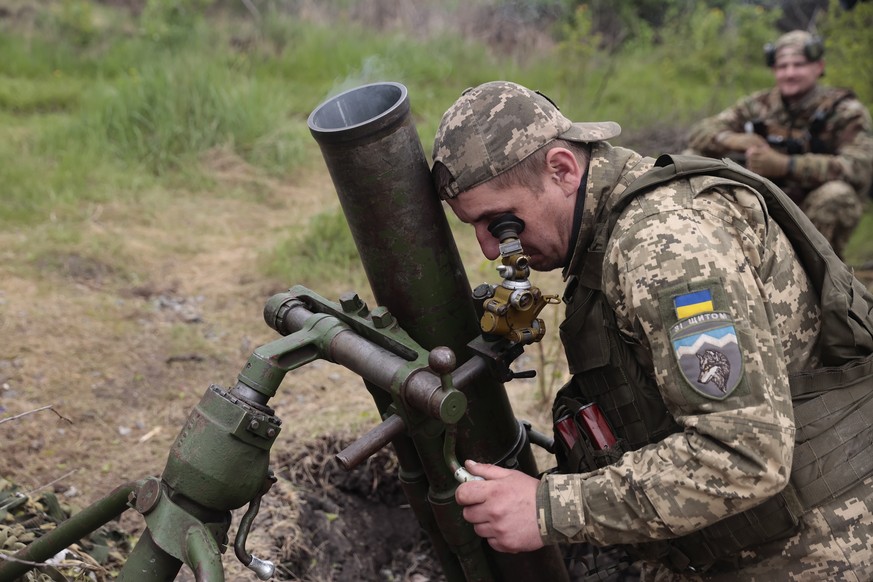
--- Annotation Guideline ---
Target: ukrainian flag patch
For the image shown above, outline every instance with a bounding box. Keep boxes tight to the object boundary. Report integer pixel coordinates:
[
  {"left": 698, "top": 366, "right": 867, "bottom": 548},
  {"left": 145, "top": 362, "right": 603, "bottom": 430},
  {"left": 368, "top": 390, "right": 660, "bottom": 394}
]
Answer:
[{"left": 674, "top": 289, "right": 714, "bottom": 319}]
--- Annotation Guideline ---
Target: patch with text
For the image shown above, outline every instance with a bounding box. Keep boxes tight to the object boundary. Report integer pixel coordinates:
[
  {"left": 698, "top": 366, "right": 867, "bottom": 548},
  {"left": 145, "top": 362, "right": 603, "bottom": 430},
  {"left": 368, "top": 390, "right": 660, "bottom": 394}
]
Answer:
[{"left": 670, "top": 311, "right": 743, "bottom": 400}]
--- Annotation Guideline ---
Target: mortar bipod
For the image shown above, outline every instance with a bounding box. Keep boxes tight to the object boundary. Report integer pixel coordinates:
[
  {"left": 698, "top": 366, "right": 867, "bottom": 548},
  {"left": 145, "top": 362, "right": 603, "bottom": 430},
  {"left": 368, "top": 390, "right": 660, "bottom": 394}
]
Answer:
[{"left": 0, "top": 286, "right": 473, "bottom": 582}]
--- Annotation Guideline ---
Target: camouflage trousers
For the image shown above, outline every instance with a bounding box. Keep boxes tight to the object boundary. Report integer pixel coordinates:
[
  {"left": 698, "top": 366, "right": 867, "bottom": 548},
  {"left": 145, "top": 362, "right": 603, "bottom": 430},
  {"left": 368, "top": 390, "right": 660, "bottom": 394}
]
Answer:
[{"left": 799, "top": 180, "right": 864, "bottom": 259}]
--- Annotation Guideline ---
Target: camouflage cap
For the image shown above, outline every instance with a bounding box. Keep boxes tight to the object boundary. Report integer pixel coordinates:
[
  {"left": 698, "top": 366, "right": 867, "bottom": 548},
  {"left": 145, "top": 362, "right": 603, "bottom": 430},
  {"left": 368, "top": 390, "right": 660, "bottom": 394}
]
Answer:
[
  {"left": 431, "top": 81, "right": 621, "bottom": 199},
  {"left": 774, "top": 30, "right": 823, "bottom": 61}
]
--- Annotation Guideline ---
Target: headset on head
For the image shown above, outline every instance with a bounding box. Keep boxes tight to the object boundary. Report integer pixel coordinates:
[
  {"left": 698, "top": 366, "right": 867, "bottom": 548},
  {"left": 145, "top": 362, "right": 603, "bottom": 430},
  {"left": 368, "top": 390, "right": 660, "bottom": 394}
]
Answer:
[{"left": 764, "top": 34, "right": 825, "bottom": 67}]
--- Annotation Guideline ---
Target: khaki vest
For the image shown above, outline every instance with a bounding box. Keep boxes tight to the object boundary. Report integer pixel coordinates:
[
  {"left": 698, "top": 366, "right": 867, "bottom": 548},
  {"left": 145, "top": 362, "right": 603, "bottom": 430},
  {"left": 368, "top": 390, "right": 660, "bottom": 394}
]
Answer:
[
  {"left": 554, "top": 154, "right": 873, "bottom": 572},
  {"left": 757, "top": 88, "right": 855, "bottom": 156}
]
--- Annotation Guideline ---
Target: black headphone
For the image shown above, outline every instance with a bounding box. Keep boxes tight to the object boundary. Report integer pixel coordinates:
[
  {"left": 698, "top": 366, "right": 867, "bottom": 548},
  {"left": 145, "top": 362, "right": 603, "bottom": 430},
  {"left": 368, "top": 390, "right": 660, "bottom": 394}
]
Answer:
[{"left": 764, "top": 34, "right": 824, "bottom": 67}]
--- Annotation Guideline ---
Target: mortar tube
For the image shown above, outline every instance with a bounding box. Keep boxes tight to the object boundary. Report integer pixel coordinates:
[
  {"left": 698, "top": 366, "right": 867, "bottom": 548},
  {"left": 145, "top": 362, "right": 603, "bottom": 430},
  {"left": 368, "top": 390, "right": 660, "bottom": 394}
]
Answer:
[{"left": 308, "top": 82, "right": 569, "bottom": 582}]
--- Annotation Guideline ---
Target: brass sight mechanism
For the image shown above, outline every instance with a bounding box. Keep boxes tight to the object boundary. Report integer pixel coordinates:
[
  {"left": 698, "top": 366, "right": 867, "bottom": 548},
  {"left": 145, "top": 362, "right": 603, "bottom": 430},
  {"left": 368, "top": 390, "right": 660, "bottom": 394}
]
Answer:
[{"left": 473, "top": 214, "right": 559, "bottom": 345}]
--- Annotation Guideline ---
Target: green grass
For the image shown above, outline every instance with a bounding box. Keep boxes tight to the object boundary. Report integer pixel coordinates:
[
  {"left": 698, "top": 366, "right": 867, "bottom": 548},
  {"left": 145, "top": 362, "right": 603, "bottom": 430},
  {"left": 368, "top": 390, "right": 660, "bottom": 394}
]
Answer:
[
  {"left": 263, "top": 207, "right": 368, "bottom": 293},
  {"left": 76, "top": 56, "right": 308, "bottom": 175},
  {"left": 0, "top": 75, "right": 82, "bottom": 113},
  {"left": 1, "top": 0, "right": 870, "bottom": 272}
]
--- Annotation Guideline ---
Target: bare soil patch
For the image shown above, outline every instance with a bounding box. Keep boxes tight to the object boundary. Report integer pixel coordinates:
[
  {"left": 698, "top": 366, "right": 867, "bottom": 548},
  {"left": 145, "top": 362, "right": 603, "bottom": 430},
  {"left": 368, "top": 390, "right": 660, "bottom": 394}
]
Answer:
[{"left": 269, "top": 434, "right": 443, "bottom": 582}]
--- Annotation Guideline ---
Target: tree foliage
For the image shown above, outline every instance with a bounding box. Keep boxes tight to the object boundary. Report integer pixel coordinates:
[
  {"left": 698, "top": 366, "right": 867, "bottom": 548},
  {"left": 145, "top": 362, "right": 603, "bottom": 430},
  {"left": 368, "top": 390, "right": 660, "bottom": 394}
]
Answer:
[
  {"left": 819, "top": 0, "right": 873, "bottom": 105},
  {"left": 554, "top": 1, "right": 778, "bottom": 119},
  {"left": 551, "top": 0, "right": 871, "bottom": 118}
]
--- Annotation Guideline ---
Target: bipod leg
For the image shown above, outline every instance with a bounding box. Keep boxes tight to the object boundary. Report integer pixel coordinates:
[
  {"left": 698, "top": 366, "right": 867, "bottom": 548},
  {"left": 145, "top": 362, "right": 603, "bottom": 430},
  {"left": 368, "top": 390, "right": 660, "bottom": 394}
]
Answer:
[
  {"left": 185, "top": 523, "right": 225, "bottom": 582},
  {"left": 118, "top": 528, "right": 182, "bottom": 582},
  {"left": 117, "top": 522, "right": 226, "bottom": 582},
  {"left": 0, "top": 480, "right": 141, "bottom": 581},
  {"left": 122, "top": 477, "right": 231, "bottom": 582}
]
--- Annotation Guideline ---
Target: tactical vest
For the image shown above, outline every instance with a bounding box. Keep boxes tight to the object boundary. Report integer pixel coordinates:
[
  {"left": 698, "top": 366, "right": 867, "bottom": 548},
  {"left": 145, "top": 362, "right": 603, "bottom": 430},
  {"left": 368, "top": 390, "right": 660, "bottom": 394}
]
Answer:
[
  {"left": 553, "top": 154, "right": 873, "bottom": 572},
  {"left": 756, "top": 88, "right": 855, "bottom": 156}
]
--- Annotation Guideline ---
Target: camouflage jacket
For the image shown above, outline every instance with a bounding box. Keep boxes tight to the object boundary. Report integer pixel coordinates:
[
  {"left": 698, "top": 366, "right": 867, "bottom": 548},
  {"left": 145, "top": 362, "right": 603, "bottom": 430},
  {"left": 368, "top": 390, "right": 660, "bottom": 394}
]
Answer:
[
  {"left": 536, "top": 142, "right": 873, "bottom": 580},
  {"left": 686, "top": 85, "right": 873, "bottom": 202}
]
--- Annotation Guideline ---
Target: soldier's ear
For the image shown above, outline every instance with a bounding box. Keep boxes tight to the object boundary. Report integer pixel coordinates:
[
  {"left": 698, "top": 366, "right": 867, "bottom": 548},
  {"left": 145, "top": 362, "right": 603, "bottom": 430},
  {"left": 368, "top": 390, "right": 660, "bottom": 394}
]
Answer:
[{"left": 545, "top": 147, "right": 582, "bottom": 195}]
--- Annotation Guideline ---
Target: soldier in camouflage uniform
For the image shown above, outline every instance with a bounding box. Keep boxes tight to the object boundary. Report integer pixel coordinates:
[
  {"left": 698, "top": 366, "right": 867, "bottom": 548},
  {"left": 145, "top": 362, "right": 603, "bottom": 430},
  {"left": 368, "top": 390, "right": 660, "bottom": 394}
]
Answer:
[
  {"left": 686, "top": 30, "right": 873, "bottom": 259},
  {"left": 431, "top": 80, "right": 873, "bottom": 581}
]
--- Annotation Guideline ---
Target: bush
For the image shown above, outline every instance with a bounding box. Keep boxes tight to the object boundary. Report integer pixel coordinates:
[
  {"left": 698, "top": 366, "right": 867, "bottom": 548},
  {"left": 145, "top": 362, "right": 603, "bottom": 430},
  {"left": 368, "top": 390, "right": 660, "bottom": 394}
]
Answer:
[
  {"left": 820, "top": 0, "right": 873, "bottom": 107},
  {"left": 139, "top": 0, "right": 213, "bottom": 45}
]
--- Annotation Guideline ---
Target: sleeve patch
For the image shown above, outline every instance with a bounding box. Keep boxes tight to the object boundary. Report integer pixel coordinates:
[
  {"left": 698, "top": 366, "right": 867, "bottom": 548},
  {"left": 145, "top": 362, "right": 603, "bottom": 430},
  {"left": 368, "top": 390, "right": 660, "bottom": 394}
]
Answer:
[{"left": 670, "top": 313, "right": 744, "bottom": 400}]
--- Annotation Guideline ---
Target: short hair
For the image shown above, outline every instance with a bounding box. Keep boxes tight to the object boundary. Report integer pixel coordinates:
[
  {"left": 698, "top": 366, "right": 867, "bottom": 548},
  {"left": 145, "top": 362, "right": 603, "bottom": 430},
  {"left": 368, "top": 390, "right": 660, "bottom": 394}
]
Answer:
[{"left": 489, "top": 139, "right": 590, "bottom": 193}]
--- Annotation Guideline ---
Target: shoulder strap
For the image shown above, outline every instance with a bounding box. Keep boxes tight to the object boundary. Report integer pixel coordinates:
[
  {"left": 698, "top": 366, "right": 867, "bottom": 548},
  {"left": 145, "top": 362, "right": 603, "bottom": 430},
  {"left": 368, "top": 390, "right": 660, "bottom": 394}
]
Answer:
[
  {"left": 809, "top": 88, "right": 856, "bottom": 152},
  {"left": 609, "top": 154, "right": 873, "bottom": 365},
  {"left": 810, "top": 88, "right": 856, "bottom": 133}
]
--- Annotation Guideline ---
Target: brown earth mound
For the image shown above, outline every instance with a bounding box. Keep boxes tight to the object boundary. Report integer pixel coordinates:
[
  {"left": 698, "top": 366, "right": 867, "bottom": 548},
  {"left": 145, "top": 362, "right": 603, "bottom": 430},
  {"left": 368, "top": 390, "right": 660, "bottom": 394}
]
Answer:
[{"left": 270, "top": 434, "right": 443, "bottom": 582}]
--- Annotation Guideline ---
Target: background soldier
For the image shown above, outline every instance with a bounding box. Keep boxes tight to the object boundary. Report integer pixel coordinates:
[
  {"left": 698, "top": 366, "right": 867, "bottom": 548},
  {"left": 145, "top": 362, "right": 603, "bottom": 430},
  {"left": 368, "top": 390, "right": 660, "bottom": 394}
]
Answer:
[
  {"left": 431, "top": 80, "right": 873, "bottom": 580},
  {"left": 685, "top": 30, "right": 873, "bottom": 259}
]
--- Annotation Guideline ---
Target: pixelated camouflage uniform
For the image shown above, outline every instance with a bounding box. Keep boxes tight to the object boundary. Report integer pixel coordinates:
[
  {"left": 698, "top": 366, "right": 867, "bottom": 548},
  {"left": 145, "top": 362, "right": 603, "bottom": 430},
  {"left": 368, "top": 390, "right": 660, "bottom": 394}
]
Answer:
[
  {"left": 686, "top": 85, "right": 873, "bottom": 257},
  {"left": 432, "top": 80, "right": 873, "bottom": 581},
  {"left": 537, "top": 141, "right": 873, "bottom": 581}
]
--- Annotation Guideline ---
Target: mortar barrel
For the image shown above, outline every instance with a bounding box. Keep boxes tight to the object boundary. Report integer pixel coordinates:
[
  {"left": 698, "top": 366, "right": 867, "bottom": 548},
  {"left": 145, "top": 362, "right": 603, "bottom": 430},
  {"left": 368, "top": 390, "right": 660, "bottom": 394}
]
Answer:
[
  {"left": 308, "top": 82, "right": 568, "bottom": 582},
  {"left": 307, "top": 83, "right": 480, "bottom": 355},
  {"left": 307, "top": 82, "right": 524, "bottom": 459}
]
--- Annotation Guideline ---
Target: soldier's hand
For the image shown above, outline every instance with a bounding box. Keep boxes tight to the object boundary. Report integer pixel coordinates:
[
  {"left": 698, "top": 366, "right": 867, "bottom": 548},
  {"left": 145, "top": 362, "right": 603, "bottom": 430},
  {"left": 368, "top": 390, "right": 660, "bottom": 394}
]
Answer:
[
  {"left": 718, "top": 131, "right": 767, "bottom": 152},
  {"left": 746, "top": 145, "right": 790, "bottom": 178},
  {"left": 454, "top": 460, "right": 544, "bottom": 553}
]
